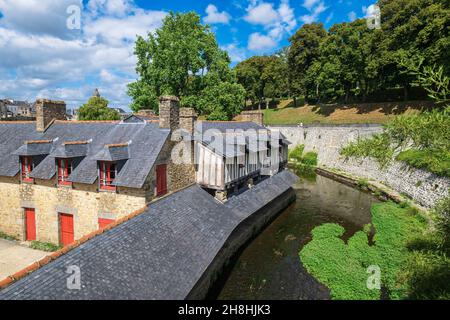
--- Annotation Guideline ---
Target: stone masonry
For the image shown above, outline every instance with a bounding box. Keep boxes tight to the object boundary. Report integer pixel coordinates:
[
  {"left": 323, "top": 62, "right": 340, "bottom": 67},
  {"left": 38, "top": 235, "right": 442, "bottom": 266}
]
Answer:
[
  {"left": 271, "top": 125, "right": 450, "bottom": 208},
  {"left": 159, "top": 96, "right": 180, "bottom": 131},
  {"left": 35, "top": 99, "right": 66, "bottom": 132},
  {"left": 241, "top": 110, "right": 264, "bottom": 126},
  {"left": 0, "top": 175, "right": 147, "bottom": 243}
]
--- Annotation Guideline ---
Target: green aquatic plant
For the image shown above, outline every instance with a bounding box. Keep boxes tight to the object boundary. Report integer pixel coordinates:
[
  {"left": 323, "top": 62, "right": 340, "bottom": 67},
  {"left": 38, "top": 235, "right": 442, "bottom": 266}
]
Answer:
[{"left": 300, "top": 202, "right": 427, "bottom": 300}]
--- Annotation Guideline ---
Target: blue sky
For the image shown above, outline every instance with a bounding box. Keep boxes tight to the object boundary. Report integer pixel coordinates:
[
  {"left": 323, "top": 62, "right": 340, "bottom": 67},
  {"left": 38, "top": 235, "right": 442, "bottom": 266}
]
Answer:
[{"left": 0, "top": 0, "right": 377, "bottom": 110}]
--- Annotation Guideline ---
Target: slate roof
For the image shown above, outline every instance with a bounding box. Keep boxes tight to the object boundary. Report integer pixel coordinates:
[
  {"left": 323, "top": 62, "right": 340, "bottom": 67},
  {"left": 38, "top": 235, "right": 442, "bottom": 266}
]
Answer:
[
  {"left": 13, "top": 141, "right": 54, "bottom": 156},
  {"left": 93, "top": 145, "right": 130, "bottom": 162},
  {"left": 0, "top": 121, "right": 170, "bottom": 188},
  {"left": 195, "top": 121, "right": 286, "bottom": 158},
  {"left": 0, "top": 170, "right": 298, "bottom": 300},
  {"left": 0, "top": 122, "right": 41, "bottom": 177},
  {"left": 197, "top": 121, "right": 267, "bottom": 134}
]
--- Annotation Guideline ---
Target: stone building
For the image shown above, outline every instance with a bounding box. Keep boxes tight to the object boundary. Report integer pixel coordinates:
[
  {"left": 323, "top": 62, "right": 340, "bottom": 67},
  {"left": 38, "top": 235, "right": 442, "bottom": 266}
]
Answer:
[
  {"left": 0, "top": 99, "right": 34, "bottom": 119},
  {"left": 0, "top": 96, "right": 288, "bottom": 246}
]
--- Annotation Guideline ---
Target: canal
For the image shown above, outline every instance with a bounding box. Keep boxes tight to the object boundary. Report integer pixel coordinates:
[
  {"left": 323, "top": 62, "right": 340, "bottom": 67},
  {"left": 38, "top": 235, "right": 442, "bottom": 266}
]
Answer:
[{"left": 213, "top": 171, "right": 380, "bottom": 300}]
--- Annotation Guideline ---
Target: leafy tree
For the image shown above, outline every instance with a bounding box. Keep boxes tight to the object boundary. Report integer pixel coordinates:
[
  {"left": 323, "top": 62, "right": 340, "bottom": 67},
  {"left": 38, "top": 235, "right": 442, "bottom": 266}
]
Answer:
[
  {"left": 262, "top": 49, "right": 290, "bottom": 101},
  {"left": 288, "top": 23, "right": 327, "bottom": 103},
  {"left": 128, "top": 11, "right": 245, "bottom": 120},
  {"left": 235, "top": 56, "right": 273, "bottom": 109},
  {"left": 78, "top": 96, "right": 120, "bottom": 121},
  {"left": 399, "top": 57, "right": 450, "bottom": 107},
  {"left": 283, "top": 0, "right": 449, "bottom": 104}
]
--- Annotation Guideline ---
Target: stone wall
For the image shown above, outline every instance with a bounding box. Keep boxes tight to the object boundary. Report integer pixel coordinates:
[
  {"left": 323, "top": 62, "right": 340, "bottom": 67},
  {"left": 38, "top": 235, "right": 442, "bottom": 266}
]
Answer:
[
  {"left": 241, "top": 110, "right": 264, "bottom": 126},
  {"left": 270, "top": 124, "right": 450, "bottom": 208},
  {"left": 0, "top": 175, "right": 146, "bottom": 244}
]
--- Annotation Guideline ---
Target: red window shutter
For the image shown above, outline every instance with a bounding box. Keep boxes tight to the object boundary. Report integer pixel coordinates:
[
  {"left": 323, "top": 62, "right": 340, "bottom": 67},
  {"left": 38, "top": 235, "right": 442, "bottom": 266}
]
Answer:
[
  {"left": 21, "top": 156, "right": 34, "bottom": 182},
  {"left": 58, "top": 159, "right": 72, "bottom": 186},
  {"left": 25, "top": 208, "right": 36, "bottom": 241},
  {"left": 99, "top": 162, "right": 116, "bottom": 191}
]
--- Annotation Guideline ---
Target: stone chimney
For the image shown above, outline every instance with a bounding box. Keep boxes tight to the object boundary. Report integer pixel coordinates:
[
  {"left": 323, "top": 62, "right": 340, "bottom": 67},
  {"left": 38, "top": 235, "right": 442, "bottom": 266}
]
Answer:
[
  {"left": 241, "top": 110, "right": 264, "bottom": 126},
  {"left": 179, "top": 108, "right": 198, "bottom": 134},
  {"left": 159, "top": 96, "right": 180, "bottom": 131},
  {"left": 35, "top": 99, "right": 67, "bottom": 132}
]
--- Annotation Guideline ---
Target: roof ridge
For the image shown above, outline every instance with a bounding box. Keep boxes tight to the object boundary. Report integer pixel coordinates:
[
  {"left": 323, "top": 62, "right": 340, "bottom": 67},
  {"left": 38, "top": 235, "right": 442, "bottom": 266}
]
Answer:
[
  {"left": 54, "top": 120, "right": 120, "bottom": 124},
  {"left": 0, "top": 121, "right": 35, "bottom": 124},
  {"left": 106, "top": 143, "right": 129, "bottom": 148},
  {"left": 63, "top": 141, "right": 90, "bottom": 145},
  {"left": 25, "top": 140, "right": 53, "bottom": 144}
]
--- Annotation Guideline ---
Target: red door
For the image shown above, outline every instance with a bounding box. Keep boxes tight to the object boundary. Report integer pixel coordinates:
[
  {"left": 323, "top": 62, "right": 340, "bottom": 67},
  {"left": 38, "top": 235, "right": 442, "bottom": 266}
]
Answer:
[
  {"left": 156, "top": 164, "right": 167, "bottom": 196},
  {"left": 59, "top": 213, "right": 74, "bottom": 246},
  {"left": 25, "top": 208, "right": 36, "bottom": 241},
  {"left": 98, "top": 218, "right": 114, "bottom": 229}
]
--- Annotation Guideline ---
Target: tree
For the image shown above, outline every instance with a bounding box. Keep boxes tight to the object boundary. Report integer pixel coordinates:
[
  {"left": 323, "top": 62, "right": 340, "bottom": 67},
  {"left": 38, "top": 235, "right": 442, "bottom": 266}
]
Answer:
[
  {"left": 78, "top": 96, "right": 120, "bottom": 121},
  {"left": 262, "top": 49, "right": 290, "bottom": 101},
  {"left": 288, "top": 23, "right": 327, "bottom": 104},
  {"left": 235, "top": 56, "right": 272, "bottom": 109},
  {"left": 128, "top": 11, "right": 245, "bottom": 120}
]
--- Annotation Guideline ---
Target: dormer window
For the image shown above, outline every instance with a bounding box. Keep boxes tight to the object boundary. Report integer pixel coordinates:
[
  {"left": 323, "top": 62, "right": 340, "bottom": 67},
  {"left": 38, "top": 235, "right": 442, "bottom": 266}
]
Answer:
[
  {"left": 21, "top": 156, "right": 34, "bottom": 182},
  {"left": 99, "top": 162, "right": 117, "bottom": 191},
  {"left": 57, "top": 158, "right": 73, "bottom": 186}
]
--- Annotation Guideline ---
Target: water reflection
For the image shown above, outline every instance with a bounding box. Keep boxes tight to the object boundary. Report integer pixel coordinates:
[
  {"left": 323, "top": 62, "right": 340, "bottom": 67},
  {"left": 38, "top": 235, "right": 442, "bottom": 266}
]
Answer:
[{"left": 216, "top": 171, "right": 379, "bottom": 300}]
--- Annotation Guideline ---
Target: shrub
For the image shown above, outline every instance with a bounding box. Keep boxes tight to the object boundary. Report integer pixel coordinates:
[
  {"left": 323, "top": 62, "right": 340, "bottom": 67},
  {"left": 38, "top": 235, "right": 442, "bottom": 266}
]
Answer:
[
  {"left": 397, "top": 149, "right": 450, "bottom": 177},
  {"left": 302, "top": 152, "right": 318, "bottom": 166},
  {"left": 357, "top": 178, "right": 369, "bottom": 189},
  {"left": 433, "top": 194, "right": 450, "bottom": 254},
  {"left": 289, "top": 144, "right": 304, "bottom": 162}
]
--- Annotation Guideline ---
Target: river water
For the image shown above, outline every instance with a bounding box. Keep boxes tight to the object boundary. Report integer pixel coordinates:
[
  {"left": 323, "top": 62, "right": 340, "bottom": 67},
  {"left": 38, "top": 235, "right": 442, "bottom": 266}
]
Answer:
[{"left": 214, "top": 171, "right": 380, "bottom": 300}]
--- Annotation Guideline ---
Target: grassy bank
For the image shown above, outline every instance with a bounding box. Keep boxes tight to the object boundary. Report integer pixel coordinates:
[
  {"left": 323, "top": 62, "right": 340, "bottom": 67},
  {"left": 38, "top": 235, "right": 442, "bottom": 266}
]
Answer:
[
  {"left": 300, "top": 200, "right": 450, "bottom": 300},
  {"left": 259, "top": 100, "right": 426, "bottom": 125}
]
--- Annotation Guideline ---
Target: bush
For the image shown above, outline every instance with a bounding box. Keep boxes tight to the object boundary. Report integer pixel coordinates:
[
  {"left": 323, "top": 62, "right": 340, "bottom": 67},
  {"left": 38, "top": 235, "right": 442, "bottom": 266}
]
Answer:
[
  {"left": 433, "top": 194, "right": 450, "bottom": 254},
  {"left": 289, "top": 145, "right": 318, "bottom": 168},
  {"left": 289, "top": 144, "right": 304, "bottom": 162},
  {"left": 397, "top": 149, "right": 450, "bottom": 177},
  {"left": 302, "top": 152, "right": 318, "bottom": 166}
]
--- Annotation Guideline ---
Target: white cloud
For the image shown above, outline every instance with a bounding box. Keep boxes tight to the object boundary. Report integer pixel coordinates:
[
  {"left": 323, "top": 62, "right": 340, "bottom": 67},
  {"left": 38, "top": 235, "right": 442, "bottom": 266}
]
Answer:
[
  {"left": 244, "top": 2, "right": 279, "bottom": 25},
  {"left": 244, "top": 0, "right": 297, "bottom": 52},
  {"left": 348, "top": 11, "right": 357, "bottom": 21},
  {"left": 0, "top": 0, "right": 83, "bottom": 39},
  {"left": 248, "top": 32, "right": 277, "bottom": 52},
  {"left": 84, "top": 10, "right": 166, "bottom": 46},
  {"left": 302, "top": 0, "right": 320, "bottom": 10},
  {"left": 0, "top": 0, "right": 167, "bottom": 109},
  {"left": 300, "top": 1, "right": 328, "bottom": 24},
  {"left": 221, "top": 43, "right": 246, "bottom": 63},
  {"left": 87, "top": 0, "right": 133, "bottom": 17},
  {"left": 203, "top": 4, "right": 231, "bottom": 24},
  {"left": 325, "top": 12, "right": 334, "bottom": 23}
]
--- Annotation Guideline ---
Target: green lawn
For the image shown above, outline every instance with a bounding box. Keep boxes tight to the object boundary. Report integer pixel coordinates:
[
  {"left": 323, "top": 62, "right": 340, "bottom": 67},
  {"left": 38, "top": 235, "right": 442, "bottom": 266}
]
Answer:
[
  {"left": 300, "top": 202, "right": 429, "bottom": 300},
  {"left": 259, "top": 100, "right": 425, "bottom": 125}
]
